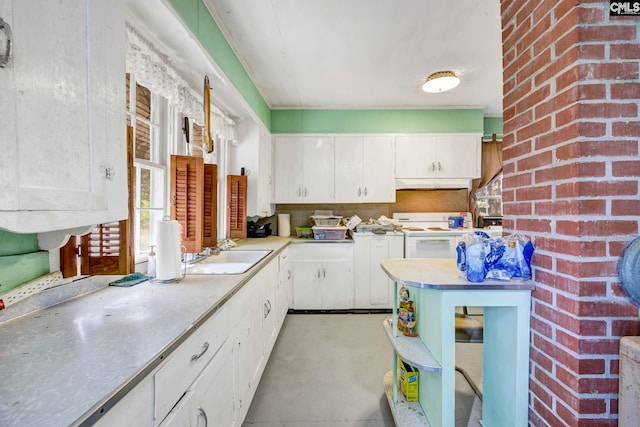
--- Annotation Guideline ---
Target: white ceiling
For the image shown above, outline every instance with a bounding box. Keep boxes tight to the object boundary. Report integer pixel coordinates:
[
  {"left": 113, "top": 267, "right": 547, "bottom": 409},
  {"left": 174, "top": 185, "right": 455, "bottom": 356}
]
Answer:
[{"left": 203, "top": 0, "right": 504, "bottom": 117}]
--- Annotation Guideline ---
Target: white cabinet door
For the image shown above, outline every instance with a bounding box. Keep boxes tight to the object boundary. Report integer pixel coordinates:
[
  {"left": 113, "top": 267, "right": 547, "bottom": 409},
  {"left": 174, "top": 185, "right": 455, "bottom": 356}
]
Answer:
[
  {"left": 273, "top": 136, "right": 304, "bottom": 202},
  {"left": 395, "top": 134, "right": 481, "bottom": 180},
  {"left": 436, "top": 134, "right": 481, "bottom": 178},
  {"left": 256, "top": 127, "right": 274, "bottom": 217},
  {"left": 321, "top": 260, "right": 353, "bottom": 310},
  {"left": 191, "top": 338, "right": 235, "bottom": 427},
  {"left": 395, "top": 135, "right": 438, "bottom": 179},
  {"left": 301, "top": 136, "right": 334, "bottom": 202},
  {"left": 292, "top": 260, "right": 323, "bottom": 310},
  {"left": 334, "top": 136, "right": 364, "bottom": 202},
  {"left": 354, "top": 234, "right": 404, "bottom": 309},
  {"left": 160, "top": 338, "right": 235, "bottom": 427},
  {"left": 277, "top": 249, "right": 291, "bottom": 322},
  {"left": 0, "top": 0, "right": 127, "bottom": 233},
  {"left": 362, "top": 136, "right": 395, "bottom": 202},
  {"left": 273, "top": 136, "right": 334, "bottom": 203},
  {"left": 263, "top": 273, "right": 278, "bottom": 355},
  {"left": 234, "top": 296, "right": 264, "bottom": 421}
]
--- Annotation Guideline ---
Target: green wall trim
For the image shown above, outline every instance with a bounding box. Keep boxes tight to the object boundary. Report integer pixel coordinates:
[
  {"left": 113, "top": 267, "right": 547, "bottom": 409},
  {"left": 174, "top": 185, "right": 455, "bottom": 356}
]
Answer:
[
  {"left": 0, "top": 231, "right": 39, "bottom": 257},
  {"left": 168, "top": 0, "right": 271, "bottom": 129},
  {"left": 271, "top": 109, "right": 485, "bottom": 134},
  {"left": 0, "top": 252, "right": 50, "bottom": 296},
  {"left": 483, "top": 117, "right": 504, "bottom": 139}
]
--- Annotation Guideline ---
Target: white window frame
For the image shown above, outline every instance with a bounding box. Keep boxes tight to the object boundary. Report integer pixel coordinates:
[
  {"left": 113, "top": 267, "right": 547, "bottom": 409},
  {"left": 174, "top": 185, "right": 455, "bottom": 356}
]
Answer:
[{"left": 128, "top": 77, "right": 171, "bottom": 261}]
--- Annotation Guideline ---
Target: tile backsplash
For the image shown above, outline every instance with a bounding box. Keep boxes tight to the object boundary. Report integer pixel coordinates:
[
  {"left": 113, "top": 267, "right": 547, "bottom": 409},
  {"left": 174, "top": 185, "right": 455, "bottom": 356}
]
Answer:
[{"left": 274, "top": 189, "right": 469, "bottom": 231}]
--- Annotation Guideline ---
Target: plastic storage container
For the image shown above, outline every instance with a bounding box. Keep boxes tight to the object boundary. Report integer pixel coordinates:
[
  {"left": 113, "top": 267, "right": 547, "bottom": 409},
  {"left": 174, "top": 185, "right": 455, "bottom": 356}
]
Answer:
[
  {"left": 311, "top": 216, "right": 343, "bottom": 226},
  {"left": 312, "top": 226, "right": 348, "bottom": 240},
  {"left": 295, "top": 226, "right": 313, "bottom": 238}
]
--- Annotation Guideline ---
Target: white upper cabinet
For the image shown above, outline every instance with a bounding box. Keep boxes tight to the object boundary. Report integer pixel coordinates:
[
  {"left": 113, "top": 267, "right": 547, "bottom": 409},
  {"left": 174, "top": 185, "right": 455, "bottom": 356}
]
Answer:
[
  {"left": 0, "top": 0, "right": 127, "bottom": 234},
  {"left": 273, "top": 136, "right": 334, "bottom": 203},
  {"left": 232, "top": 119, "right": 274, "bottom": 217},
  {"left": 395, "top": 134, "right": 481, "bottom": 179},
  {"left": 334, "top": 136, "right": 395, "bottom": 203}
]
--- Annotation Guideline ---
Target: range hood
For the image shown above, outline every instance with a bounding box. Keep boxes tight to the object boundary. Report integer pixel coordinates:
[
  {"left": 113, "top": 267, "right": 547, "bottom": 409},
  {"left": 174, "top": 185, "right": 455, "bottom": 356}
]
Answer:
[{"left": 395, "top": 178, "right": 472, "bottom": 190}]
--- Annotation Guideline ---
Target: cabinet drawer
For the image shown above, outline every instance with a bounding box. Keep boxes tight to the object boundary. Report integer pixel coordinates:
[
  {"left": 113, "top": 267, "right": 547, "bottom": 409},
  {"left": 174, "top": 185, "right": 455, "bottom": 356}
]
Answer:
[{"left": 154, "top": 307, "right": 229, "bottom": 424}]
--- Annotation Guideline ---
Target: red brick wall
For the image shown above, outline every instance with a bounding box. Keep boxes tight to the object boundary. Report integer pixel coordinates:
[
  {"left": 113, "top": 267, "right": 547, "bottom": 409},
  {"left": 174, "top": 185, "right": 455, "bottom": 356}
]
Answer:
[{"left": 501, "top": 1, "right": 640, "bottom": 425}]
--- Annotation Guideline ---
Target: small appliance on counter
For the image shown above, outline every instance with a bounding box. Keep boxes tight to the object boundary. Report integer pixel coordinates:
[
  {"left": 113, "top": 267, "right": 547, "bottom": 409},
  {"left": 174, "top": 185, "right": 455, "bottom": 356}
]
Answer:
[{"left": 247, "top": 221, "right": 272, "bottom": 238}]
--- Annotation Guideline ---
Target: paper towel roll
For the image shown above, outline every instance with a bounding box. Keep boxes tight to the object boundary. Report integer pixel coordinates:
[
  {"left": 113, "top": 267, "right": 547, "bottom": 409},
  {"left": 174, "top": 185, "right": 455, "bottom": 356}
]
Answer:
[
  {"left": 278, "top": 214, "right": 291, "bottom": 237},
  {"left": 155, "top": 219, "right": 183, "bottom": 281}
]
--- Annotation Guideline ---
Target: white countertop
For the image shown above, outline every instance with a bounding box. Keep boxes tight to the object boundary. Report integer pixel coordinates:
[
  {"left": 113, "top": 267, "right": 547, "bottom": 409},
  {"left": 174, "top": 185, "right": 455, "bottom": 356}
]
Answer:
[
  {"left": 0, "top": 237, "right": 291, "bottom": 427},
  {"left": 381, "top": 258, "right": 535, "bottom": 290}
]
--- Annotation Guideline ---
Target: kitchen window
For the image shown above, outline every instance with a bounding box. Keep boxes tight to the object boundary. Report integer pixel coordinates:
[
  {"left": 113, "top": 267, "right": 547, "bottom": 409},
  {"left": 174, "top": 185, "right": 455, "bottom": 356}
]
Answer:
[{"left": 127, "top": 76, "right": 168, "bottom": 260}]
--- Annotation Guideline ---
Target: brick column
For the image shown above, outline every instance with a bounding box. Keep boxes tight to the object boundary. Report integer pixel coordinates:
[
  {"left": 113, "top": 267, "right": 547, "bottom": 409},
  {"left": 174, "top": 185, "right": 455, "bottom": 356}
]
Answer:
[{"left": 501, "top": 1, "right": 640, "bottom": 425}]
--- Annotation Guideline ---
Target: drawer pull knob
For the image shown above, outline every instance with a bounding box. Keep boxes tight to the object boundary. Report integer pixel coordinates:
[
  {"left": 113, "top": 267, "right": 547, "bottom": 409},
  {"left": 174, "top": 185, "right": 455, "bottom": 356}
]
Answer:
[
  {"left": 197, "top": 406, "right": 208, "bottom": 426},
  {"left": 191, "top": 342, "right": 210, "bottom": 362}
]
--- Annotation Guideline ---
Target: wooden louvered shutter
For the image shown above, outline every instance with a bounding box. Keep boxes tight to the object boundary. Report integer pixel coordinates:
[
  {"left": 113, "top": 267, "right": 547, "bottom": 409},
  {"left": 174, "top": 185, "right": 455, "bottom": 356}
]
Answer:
[
  {"left": 80, "top": 221, "right": 132, "bottom": 275},
  {"left": 60, "top": 126, "right": 134, "bottom": 277},
  {"left": 203, "top": 164, "right": 218, "bottom": 247},
  {"left": 227, "top": 175, "right": 247, "bottom": 239},
  {"left": 170, "top": 155, "right": 204, "bottom": 253}
]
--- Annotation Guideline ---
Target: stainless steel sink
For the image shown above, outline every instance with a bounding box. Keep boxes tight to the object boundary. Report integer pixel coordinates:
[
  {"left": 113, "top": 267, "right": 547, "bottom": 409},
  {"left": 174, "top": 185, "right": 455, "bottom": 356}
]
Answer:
[{"left": 185, "top": 249, "right": 273, "bottom": 275}]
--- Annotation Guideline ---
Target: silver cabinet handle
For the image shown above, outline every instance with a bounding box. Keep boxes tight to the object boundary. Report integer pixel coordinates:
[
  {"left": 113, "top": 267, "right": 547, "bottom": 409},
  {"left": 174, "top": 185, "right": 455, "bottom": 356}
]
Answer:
[
  {"left": 438, "top": 161, "right": 442, "bottom": 171},
  {"left": 287, "top": 270, "right": 291, "bottom": 280},
  {"left": 304, "top": 187, "right": 308, "bottom": 197},
  {"left": 357, "top": 187, "right": 361, "bottom": 197},
  {"left": 264, "top": 301, "right": 269, "bottom": 318},
  {"left": 0, "top": 18, "right": 12, "bottom": 68},
  {"left": 364, "top": 187, "right": 368, "bottom": 197},
  {"left": 323, "top": 268, "right": 326, "bottom": 278},
  {"left": 197, "top": 406, "right": 208, "bottom": 426},
  {"left": 190, "top": 341, "right": 210, "bottom": 362},
  {"left": 317, "top": 269, "right": 321, "bottom": 278},
  {"left": 432, "top": 162, "right": 436, "bottom": 171},
  {"left": 296, "top": 187, "right": 301, "bottom": 197}
]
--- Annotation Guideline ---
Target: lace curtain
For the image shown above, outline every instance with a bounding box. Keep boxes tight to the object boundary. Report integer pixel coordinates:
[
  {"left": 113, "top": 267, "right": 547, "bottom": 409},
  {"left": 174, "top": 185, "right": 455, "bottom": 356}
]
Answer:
[{"left": 125, "top": 25, "right": 237, "bottom": 142}]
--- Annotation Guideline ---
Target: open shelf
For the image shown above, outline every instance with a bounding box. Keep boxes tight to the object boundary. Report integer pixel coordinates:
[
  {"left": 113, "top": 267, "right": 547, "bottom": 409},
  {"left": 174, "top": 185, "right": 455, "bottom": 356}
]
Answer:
[
  {"left": 383, "top": 371, "right": 431, "bottom": 427},
  {"left": 383, "top": 318, "right": 441, "bottom": 372}
]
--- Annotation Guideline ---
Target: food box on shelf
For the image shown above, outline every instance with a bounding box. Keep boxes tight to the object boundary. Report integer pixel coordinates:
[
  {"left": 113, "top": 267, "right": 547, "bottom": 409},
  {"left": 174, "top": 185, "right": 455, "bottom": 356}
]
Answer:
[
  {"left": 398, "top": 361, "right": 419, "bottom": 401},
  {"left": 312, "top": 226, "right": 348, "bottom": 240}
]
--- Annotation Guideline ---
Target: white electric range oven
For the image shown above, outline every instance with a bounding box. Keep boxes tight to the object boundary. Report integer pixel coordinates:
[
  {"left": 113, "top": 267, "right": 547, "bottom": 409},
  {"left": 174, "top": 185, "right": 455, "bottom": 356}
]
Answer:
[{"left": 392, "top": 212, "right": 474, "bottom": 259}]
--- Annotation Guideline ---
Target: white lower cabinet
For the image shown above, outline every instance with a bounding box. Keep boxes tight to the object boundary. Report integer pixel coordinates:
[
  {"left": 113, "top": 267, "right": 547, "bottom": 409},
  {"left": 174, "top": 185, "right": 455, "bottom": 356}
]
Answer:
[
  {"left": 277, "top": 248, "right": 291, "bottom": 322},
  {"left": 290, "top": 243, "right": 354, "bottom": 310},
  {"left": 159, "top": 338, "right": 235, "bottom": 427},
  {"left": 353, "top": 232, "right": 404, "bottom": 309},
  {"left": 95, "top": 252, "right": 285, "bottom": 427}
]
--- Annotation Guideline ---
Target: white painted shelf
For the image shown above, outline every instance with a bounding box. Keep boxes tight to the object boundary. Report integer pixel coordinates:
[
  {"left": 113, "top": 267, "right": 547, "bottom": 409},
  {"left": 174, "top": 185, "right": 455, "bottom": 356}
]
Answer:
[
  {"left": 383, "top": 371, "right": 430, "bottom": 427},
  {"left": 383, "top": 318, "right": 441, "bottom": 372}
]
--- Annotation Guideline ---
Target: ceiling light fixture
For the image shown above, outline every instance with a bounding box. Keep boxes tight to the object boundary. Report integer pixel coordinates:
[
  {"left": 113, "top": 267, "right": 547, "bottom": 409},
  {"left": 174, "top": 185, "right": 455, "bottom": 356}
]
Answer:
[{"left": 422, "top": 70, "right": 460, "bottom": 93}]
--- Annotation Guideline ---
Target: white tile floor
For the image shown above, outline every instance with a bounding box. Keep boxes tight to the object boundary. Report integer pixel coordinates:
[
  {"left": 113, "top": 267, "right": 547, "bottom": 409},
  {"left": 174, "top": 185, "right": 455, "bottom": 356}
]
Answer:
[{"left": 244, "top": 313, "right": 483, "bottom": 427}]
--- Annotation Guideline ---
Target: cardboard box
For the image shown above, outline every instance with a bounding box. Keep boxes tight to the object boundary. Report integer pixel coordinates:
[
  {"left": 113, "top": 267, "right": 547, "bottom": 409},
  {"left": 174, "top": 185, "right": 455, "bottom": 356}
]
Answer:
[{"left": 398, "top": 361, "right": 419, "bottom": 401}]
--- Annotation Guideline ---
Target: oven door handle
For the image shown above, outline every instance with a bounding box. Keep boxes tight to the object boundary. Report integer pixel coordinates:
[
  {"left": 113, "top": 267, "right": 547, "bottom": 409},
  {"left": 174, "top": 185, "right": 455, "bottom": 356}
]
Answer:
[{"left": 417, "top": 239, "right": 453, "bottom": 244}]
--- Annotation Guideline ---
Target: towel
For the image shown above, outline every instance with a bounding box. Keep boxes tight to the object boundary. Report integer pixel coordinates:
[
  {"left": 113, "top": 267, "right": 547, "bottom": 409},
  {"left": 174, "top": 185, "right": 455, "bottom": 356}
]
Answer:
[{"left": 109, "top": 273, "right": 150, "bottom": 287}]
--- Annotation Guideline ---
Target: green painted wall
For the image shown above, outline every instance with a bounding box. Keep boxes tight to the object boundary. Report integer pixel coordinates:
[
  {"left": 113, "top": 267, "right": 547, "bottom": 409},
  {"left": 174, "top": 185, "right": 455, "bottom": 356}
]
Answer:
[
  {"left": 169, "top": 0, "right": 271, "bottom": 129},
  {"left": 0, "top": 231, "right": 50, "bottom": 295},
  {"left": 483, "top": 117, "right": 504, "bottom": 139},
  {"left": 271, "top": 109, "right": 484, "bottom": 133}
]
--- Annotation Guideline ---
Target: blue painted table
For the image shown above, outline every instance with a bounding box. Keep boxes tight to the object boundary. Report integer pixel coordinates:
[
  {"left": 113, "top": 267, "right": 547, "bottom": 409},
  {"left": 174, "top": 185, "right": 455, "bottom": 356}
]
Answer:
[{"left": 381, "top": 258, "right": 535, "bottom": 427}]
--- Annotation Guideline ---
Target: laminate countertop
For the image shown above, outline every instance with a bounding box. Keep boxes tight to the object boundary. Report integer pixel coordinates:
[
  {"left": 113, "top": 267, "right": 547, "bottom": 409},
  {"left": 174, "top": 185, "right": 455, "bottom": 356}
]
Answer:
[{"left": 0, "top": 237, "right": 291, "bottom": 427}]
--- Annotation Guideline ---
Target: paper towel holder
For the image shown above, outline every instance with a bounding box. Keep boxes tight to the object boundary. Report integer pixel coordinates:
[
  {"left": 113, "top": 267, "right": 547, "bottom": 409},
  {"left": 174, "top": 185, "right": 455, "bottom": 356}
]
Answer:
[{"left": 150, "top": 216, "right": 187, "bottom": 284}]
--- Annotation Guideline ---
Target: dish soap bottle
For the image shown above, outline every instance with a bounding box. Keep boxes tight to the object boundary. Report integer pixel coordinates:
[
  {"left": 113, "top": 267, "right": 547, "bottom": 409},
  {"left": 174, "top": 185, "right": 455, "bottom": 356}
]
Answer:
[{"left": 147, "top": 245, "right": 156, "bottom": 278}]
